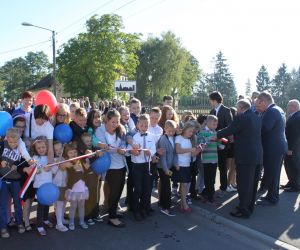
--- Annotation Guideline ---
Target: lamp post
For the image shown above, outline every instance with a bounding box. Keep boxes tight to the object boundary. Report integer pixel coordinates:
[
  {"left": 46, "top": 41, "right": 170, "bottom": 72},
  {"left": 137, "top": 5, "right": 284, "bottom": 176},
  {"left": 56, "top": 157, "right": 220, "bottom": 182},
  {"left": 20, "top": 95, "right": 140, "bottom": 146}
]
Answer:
[
  {"left": 22, "top": 22, "right": 57, "bottom": 96},
  {"left": 148, "top": 74, "right": 153, "bottom": 107}
]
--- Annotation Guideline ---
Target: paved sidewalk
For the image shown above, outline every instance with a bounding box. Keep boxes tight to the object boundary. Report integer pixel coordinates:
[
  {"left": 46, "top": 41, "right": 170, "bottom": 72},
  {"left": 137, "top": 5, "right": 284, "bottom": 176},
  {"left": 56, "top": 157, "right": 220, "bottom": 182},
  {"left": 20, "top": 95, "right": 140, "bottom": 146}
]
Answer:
[{"left": 194, "top": 169, "right": 300, "bottom": 248}]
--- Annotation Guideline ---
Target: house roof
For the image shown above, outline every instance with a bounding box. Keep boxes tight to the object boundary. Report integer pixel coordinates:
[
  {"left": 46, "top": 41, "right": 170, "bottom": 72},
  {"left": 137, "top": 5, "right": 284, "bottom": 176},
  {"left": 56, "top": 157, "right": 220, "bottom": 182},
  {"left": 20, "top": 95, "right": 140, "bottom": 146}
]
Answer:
[{"left": 29, "top": 74, "right": 56, "bottom": 91}]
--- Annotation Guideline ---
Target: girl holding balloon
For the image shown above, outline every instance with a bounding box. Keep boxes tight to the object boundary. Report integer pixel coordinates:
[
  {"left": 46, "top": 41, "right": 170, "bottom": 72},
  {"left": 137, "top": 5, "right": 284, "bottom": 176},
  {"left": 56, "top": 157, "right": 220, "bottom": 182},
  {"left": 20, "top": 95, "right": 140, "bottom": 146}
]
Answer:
[{"left": 32, "top": 136, "right": 54, "bottom": 236}]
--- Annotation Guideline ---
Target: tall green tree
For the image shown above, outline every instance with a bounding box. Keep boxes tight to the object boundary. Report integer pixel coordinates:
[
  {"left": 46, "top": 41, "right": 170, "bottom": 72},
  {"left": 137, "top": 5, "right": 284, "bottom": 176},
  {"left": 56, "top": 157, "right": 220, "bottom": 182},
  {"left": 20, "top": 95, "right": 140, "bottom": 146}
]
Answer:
[
  {"left": 271, "top": 63, "right": 291, "bottom": 105},
  {"left": 208, "top": 51, "right": 237, "bottom": 101},
  {"left": 136, "top": 31, "right": 201, "bottom": 104},
  {"left": 245, "top": 78, "right": 251, "bottom": 97},
  {"left": 288, "top": 68, "right": 300, "bottom": 100},
  {"left": 57, "top": 14, "right": 141, "bottom": 100},
  {"left": 0, "top": 51, "right": 50, "bottom": 99},
  {"left": 256, "top": 65, "right": 271, "bottom": 92}
]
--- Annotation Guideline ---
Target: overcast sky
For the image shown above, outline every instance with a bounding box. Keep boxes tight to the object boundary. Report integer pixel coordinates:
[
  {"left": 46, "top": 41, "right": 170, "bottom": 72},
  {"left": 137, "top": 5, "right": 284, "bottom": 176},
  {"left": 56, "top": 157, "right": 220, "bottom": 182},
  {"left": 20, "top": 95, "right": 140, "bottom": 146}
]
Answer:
[{"left": 1, "top": 0, "right": 299, "bottom": 95}]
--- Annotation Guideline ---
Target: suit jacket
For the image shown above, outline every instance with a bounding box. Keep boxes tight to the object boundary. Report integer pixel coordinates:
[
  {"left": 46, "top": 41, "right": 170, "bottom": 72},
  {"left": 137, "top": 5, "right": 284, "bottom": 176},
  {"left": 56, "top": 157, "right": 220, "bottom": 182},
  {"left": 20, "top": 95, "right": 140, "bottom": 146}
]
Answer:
[
  {"left": 210, "top": 104, "right": 233, "bottom": 131},
  {"left": 261, "top": 104, "right": 287, "bottom": 156},
  {"left": 217, "top": 109, "right": 263, "bottom": 165},
  {"left": 285, "top": 110, "right": 300, "bottom": 155},
  {"left": 157, "top": 134, "right": 178, "bottom": 172}
]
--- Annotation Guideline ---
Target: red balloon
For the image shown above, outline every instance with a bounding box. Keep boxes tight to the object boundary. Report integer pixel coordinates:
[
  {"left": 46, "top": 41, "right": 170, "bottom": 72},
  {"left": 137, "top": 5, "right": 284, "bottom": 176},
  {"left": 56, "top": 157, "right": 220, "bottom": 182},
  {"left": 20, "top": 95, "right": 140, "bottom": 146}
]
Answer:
[{"left": 35, "top": 90, "right": 58, "bottom": 115}]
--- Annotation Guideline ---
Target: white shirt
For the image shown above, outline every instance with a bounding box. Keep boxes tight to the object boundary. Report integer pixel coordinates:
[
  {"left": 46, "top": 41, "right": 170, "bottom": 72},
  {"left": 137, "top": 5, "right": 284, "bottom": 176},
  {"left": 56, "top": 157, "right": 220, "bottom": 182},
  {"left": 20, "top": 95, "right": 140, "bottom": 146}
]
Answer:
[
  {"left": 24, "top": 112, "right": 54, "bottom": 140},
  {"left": 168, "top": 136, "right": 175, "bottom": 148},
  {"left": 17, "top": 138, "right": 31, "bottom": 161},
  {"left": 175, "top": 135, "right": 192, "bottom": 167},
  {"left": 52, "top": 157, "right": 67, "bottom": 187},
  {"left": 105, "top": 131, "right": 126, "bottom": 169},
  {"left": 128, "top": 132, "right": 156, "bottom": 164},
  {"left": 148, "top": 124, "right": 163, "bottom": 144},
  {"left": 128, "top": 117, "right": 136, "bottom": 131},
  {"left": 33, "top": 155, "right": 52, "bottom": 188},
  {"left": 215, "top": 104, "right": 222, "bottom": 116}
]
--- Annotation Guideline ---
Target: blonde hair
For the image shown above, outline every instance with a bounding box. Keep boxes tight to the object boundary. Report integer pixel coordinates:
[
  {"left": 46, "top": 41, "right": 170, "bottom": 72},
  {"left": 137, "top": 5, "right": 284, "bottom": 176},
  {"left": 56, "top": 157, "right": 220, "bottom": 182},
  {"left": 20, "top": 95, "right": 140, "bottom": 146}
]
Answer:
[
  {"left": 138, "top": 114, "right": 150, "bottom": 122},
  {"left": 181, "top": 122, "right": 196, "bottom": 146},
  {"left": 55, "top": 103, "right": 71, "bottom": 124},
  {"left": 6, "top": 128, "right": 20, "bottom": 140},
  {"left": 31, "top": 136, "right": 48, "bottom": 155},
  {"left": 165, "top": 120, "right": 177, "bottom": 129},
  {"left": 206, "top": 115, "right": 218, "bottom": 123}
]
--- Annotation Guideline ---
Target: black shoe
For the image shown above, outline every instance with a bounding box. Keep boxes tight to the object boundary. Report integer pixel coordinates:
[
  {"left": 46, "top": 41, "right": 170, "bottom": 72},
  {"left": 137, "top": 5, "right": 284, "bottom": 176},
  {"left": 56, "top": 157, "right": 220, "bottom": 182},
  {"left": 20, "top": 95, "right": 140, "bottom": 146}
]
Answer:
[
  {"left": 280, "top": 183, "right": 291, "bottom": 190},
  {"left": 256, "top": 198, "right": 276, "bottom": 206},
  {"left": 230, "top": 210, "right": 249, "bottom": 219},
  {"left": 134, "top": 213, "right": 143, "bottom": 222},
  {"left": 140, "top": 210, "right": 148, "bottom": 219},
  {"left": 284, "top": 187, "right": 300, "bottom": 193},
  {"left": 108, "top": 220, "right": 126, "bottom": 228}
]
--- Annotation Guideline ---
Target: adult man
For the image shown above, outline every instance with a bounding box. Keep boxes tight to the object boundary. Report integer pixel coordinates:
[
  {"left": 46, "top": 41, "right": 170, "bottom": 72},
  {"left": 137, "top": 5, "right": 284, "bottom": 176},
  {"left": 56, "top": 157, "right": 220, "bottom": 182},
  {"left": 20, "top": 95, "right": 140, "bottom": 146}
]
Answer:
[
  {"left": 209, "top": 91, "right": 233, "bottom": 195},
  {"left": 216, "top": 99, "right": 262, "bottom": 218},
  {"left": 251, "top": 91, "right": 260, "bottom": 112},
  {"left": 283, "top": 99, "right": 300, "bottom": 192},
  {"left": 255, "top": 92, "right": 287, "bottom": 205}
]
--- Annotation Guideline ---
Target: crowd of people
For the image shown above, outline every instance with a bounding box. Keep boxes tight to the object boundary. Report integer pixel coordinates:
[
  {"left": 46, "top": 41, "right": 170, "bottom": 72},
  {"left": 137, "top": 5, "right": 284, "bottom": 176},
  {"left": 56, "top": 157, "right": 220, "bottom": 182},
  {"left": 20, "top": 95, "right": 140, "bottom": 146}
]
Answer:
[{"left": 0, "top": 89, "right": 299, "bottom": 239}]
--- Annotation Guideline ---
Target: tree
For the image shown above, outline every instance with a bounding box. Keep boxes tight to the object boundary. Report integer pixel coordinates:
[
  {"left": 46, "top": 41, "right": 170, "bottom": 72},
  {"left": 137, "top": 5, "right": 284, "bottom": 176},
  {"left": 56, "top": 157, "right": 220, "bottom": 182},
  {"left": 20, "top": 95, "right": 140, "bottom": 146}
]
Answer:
[
  {"left": 245, "top": 78, "right": 251, "bottom": 97},
  {"left": 256, "top": 65, "right": 271, "bottom": 92},
  {"left": 208, "top": 51, "right": 237, "bottom": 101},
  {"left": 271, "top": 63, "right": 291, "bottom": 105},
  {"left": 136, "top": 31, "right": 201, "bottom": 104},
  {"left": 0, "top": 51, "right": 50, "bottom": 99},
  {"left": 288, "top": 67, "right": 300, "bottom": 100},
  {"left": 57, "top": 14, "right": 141, "bottom": 100}
]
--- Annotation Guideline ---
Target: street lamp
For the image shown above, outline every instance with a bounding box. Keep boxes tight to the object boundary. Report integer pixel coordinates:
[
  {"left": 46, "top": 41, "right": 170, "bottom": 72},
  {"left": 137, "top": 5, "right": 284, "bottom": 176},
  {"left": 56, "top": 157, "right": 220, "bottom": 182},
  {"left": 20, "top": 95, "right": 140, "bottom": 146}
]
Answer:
[
  {"left": 148, "top": 74, "right": 153, "bottom": 107},
  {"left": 22, "top": 22, "right": 57, "bottom": 96}
]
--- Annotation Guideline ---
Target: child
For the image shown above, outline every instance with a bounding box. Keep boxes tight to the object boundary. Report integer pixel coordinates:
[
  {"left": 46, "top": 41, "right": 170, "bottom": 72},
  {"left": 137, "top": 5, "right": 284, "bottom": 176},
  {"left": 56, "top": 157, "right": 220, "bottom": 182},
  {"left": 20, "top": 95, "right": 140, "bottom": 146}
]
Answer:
[
  {"left": 197, "top": 115, "right": 220, "bottom": 204},
  {"left": 69, "top": 102, "right": 80, "bottom": 121},
  {"left": 0, "top": 128, "right": 26, "bottom": 238},
  {"left": 78, "top": 133, "right": 103, "bottom": 225},
  {"left": 129, "top": 114, "right": 156, "bottom": 221},
  {"left": 63, "top": 143, "right": 89, "bottom": 230},
  {"left": 52, "top": 141, "right": 68, "bottom": 232},
  {"left": 157, "top": 120, "right": 177, "bottom": 216},
  {"left": 128, "top": 98, "right": 141, "bottom": 130},
  {"left": 69, "top": 108, "right": 87, "bottom": 142},
  {"left": 175, "top": 123, "right": 201, "bottom": 212},
  {"left": 32, "top": 136, "right": 53, "bottom": 236}
]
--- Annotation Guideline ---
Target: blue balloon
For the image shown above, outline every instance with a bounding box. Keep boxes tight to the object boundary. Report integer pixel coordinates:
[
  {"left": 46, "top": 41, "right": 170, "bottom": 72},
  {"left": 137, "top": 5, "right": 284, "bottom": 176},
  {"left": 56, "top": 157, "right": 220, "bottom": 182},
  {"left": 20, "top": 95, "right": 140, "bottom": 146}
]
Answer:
[
  {"left": 0, "top": 111, "right": 13, "bottom": 137},
  {"left": 54, "top": 124, "right": 73, "bottom": 143},
  {"left": 37, "top": 183, "right": 60, "bottom": 205},
  {"left": 91, "top": 152, "right": 111, "bottom": 174}
]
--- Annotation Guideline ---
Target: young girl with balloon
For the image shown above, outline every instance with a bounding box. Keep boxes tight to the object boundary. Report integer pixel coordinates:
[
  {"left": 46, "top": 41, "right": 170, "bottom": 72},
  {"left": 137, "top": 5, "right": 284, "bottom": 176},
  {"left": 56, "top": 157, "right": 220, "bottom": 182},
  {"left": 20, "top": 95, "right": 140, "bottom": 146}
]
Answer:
[
  {"left": 32, "top": 136, "right": 54, "bottom": 236},
  {"left": 63, "top": 143, "right": 89, "bottom": 230}
]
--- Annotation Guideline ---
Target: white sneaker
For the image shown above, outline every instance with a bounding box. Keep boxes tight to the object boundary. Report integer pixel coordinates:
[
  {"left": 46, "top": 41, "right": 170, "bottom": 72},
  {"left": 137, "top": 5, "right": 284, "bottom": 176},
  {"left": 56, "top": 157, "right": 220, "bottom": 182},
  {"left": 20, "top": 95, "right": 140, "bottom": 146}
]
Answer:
[
  {"left": 79, "top": 223, "right": 88, "bottom": 229},
  {"left": 160, "top": 209, "right": 176, "bottom": 217},
  {"left": 69, "top": 223, "right": 75, "bottom": 231},
  {"left": 56, "top": 224, "right": 69, "bottom": 232},
  {"left": 226, "top": 185, "right": 237, "bottom": 192},
  {"left": 87, "top": 219, "right": 95, "bottom": 225}
]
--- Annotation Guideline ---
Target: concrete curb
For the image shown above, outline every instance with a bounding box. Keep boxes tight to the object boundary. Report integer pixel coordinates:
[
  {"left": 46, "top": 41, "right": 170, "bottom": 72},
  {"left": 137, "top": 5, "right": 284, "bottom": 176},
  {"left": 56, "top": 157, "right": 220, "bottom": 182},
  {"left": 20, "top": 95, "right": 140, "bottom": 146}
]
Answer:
[{"left": 193, "top": 206, "right": 299, "bottom": 250}]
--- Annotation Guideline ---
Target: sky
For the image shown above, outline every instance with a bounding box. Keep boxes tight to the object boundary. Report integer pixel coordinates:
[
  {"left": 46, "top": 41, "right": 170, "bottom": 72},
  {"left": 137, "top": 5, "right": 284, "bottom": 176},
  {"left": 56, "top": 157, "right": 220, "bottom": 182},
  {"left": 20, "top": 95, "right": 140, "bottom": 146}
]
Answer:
[{"left": 1, "top": 0, "right": 300, "bottom": 95}]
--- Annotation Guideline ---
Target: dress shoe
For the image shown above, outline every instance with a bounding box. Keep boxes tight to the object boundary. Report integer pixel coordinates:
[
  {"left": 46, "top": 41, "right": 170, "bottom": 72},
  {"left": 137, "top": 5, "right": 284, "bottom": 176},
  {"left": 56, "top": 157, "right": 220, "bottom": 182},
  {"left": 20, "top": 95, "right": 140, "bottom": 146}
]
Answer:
[
  {"left": 280, "top": 183, "right": 291, "bottom": 190},
  {"left": 230, "top": 210, "right": 249, "bottom": 219},
  {"left": 256, "top": 198, "right": 276, "bottom": 206}
]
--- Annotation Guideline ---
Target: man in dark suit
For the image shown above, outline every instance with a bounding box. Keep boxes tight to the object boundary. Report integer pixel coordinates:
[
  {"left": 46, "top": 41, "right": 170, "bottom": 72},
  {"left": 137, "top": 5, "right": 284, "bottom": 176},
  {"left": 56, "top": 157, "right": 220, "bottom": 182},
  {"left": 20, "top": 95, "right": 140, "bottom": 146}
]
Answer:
[
  {"left": 209, "top": 91, "right": 233, "bottom": 194},
  {"left": 216, "top": 99, "right": 263, "bottom": 218},
  {"left": 255, "top": 92, "right": 288, "bottom": 205},
  {"left": 283, "top": 99, "right": 300, "bottom": 192}
]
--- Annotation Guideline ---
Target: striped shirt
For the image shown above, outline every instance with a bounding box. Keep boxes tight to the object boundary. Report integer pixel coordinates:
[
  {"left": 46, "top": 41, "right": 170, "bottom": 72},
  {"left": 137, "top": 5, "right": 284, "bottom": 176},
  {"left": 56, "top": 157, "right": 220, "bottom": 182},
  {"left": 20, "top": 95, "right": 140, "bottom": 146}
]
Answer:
[{"left": 197, "top": 127, "right": 218, "bottom": 164}]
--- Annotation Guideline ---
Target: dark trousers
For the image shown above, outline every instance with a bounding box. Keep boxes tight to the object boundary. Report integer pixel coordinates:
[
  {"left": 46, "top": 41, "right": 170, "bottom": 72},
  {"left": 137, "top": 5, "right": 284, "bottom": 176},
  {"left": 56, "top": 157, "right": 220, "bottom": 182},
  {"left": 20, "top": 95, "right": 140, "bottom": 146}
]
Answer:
[
  {"left": 284, "top": 154, "right": 300, "bottom": 189},
  {"left": 125, "top": 156, "right": 134, "bottom": 209},
  {"left": 189, "top": 161, "right": 199, "bottom": 197},
  {"left": 202, "top": 164, "right": 217, "bottom": 200},
  {"left": 132, "top": 163, "right": 151, "bottom": 213},
  {"left": 218, "top": 148, "right": 228, "bottom": 191},
  {"left": 0, "top": 181, "right": 23, "bottom": 229},
  {"left": 146, "top": 162, "right": 157, "bottom": 210},
  {"left": 158, "top": 169, "right": 171, "bottom": 210},
  {"left": 37, "top": 203, "right": 49, "bottom": 227},
  {"left": 85, "top": 173, "right": 100, "bottom": 220},
  {"left": 106, "top": 167, "right": 126, "bottom": 219},
  {"left": 264, "top": 154, "right": 284, "bottom": 203},
  {"left": 236, "top": 164, "right": 261, "bottom": 216}
]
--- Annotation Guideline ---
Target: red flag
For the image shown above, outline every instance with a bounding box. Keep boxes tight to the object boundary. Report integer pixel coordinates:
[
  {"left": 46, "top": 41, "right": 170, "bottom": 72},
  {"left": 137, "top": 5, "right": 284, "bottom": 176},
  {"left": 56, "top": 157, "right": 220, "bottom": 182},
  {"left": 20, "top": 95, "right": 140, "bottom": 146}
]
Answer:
[{"left": 19, "top": 165, "right": 37, "bottom": 199}]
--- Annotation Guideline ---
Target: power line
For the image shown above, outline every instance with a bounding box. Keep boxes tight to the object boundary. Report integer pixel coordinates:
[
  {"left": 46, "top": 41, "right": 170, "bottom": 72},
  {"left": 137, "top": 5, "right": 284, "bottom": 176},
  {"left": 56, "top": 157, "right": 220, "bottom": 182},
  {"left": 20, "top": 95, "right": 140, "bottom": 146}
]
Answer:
[
  {"left": 125, "top": 0, "right": 167, "bottom": 19},
  {"left": 0, "top": 39, "right": 51, "bottom": 55}
]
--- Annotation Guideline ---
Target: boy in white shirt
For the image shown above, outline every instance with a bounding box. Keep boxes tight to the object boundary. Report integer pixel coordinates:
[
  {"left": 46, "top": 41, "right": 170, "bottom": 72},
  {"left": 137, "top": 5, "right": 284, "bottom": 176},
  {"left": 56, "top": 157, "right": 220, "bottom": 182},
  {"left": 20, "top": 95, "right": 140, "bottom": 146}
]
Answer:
[{"left": 129, "top": 114, "right": 156, "bottom": 221}]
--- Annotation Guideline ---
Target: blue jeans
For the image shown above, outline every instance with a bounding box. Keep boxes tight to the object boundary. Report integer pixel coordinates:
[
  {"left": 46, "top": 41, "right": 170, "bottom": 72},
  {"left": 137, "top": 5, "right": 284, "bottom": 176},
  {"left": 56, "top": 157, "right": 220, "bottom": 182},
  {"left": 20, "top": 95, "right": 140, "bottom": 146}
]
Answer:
[{"left": 0, "top": 181, "right": 23, "bottom": 229}]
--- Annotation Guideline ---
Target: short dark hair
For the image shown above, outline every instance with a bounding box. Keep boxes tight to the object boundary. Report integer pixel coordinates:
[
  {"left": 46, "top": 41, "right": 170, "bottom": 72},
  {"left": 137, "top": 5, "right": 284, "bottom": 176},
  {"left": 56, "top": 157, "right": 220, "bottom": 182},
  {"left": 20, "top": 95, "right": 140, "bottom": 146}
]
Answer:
[
  {"left": 21, "top": 91, "right": 34, "bottom": 99},
  {"left": 197, "top": 114, "right": 207, "bottom": 125},
  {"left": 163, "top": 95, "right": 173, "bottom": 102},
  {"left": 34, "top": 105, "right": 51, "bottom": 121},
  {"left": 129, "top": 98, "right": 141, "bottom": 106},
  {"left": 209, "top": 91, "right": 223, "bottom": 103},
  {"left": 150, "top": 107, "right": 161, "bottom": 115}
]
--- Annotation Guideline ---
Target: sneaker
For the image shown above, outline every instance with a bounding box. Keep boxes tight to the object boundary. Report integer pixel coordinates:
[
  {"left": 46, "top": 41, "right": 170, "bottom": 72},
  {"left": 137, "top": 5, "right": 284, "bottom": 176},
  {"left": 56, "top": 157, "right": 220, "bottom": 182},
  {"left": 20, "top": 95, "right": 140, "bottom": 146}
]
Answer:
[
  {"left": 69, "top": 223, "right": 75, "bottom": 231},
  {"left": 7, "top": 218, "right": 15, "bottom": 227},
  {"left": 25, "top": 225, "right": 32, "bottom": 231},
  {"left": 79, "top": 223, "right": 88, "bottom": 229},
  {"left": 160, "top": 209, "right": 176, "bottom": 217},
  {"left": 87, "top": 219, "right": 95, "bottom": 225},
  {"left": 93, "top": 215, "right": 104, "bottom": 222},
  {"left": 226, "top": 185, "right": 237, "bottom": 192},
  {"left": 1, "top": 229, "right": 10, "bottom": 238},
  {"left": 172, "top": 188, "right": 178, "bottom": 196},
  {"left": 17, "top": 224, "right": 25, "bottom": 234},
  {"left": 37, "top": 227, "right": 47, "bottom": 236},
  {"left": 43, "top": 220, "right": 54, "bottom": 228},
  {"left": 56, "top": 224, "right": 69, "bottom": 232}
]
